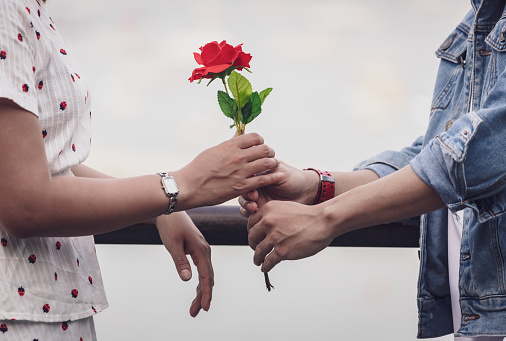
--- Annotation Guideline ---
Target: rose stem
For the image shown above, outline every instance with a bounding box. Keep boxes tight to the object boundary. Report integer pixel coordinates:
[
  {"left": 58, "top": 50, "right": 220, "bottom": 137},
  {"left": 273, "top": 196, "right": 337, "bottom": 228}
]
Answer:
[{"left": 264, "top": 272, "right": 274, "bottom": 292}]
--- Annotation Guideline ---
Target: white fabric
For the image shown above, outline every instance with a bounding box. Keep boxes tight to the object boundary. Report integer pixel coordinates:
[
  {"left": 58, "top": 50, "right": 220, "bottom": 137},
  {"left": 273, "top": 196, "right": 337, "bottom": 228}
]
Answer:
[
  {"left": 0, "top": 316, "right": 97, "bottom": 340},
  {"left": 0, "top": 0, "right": 108, "bottom": 322},
  {"left": 448, "top": 209, "right": 505, "bottom": 341}
]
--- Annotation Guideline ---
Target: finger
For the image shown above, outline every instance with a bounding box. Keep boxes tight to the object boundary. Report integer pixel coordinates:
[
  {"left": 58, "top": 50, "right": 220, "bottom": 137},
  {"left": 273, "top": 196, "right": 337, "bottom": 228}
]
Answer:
[
  {"left": 261, "top": 250, "right": 282, "bottom": 273},
  {"left": 245, "top": 158, "right": 279, "bottom": 177},
  {"left": 189, "top": 284, "right": 203, "bottom": 317},
  {"left": 247, "top": 210, "right": 263, "bottom": 233},
  {"left": 234, "top": 132, "right": 264, "bottom": 149},
  {"left": 239, "top": 206, "right": 251, "bottom": 218},
  {"left": 238, "top": 196, "right": 258, "bottom": 214},
  {"left": 169, "top": 246, "right": 192, "bottom": 281},
  {"left": 242, "top": 172, "right": 284, "bottom": 194},
  {"left": 245, "top": 189, "right": 259, "bottom": 201},
  {"left": 189, "top": 246, "right": 214, "bottom": 313},
  {"left": 242, "top": 144, "right": 275, "bottom": 163},
  {"left": 253, "top": 240, "right": 274, "bottom": 266}
]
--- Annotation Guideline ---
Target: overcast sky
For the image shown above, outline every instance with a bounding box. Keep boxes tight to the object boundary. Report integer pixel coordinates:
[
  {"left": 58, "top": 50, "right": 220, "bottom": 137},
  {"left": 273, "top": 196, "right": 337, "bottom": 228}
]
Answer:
[{"left": 45, "top": 0, "right": 469, "bottom": 340}]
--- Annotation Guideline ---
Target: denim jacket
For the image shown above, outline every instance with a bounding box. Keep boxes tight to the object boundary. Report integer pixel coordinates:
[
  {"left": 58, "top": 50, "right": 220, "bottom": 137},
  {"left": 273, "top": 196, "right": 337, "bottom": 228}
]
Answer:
[{"left": 355, "top": 0, "right": 506, "bottom": 338}]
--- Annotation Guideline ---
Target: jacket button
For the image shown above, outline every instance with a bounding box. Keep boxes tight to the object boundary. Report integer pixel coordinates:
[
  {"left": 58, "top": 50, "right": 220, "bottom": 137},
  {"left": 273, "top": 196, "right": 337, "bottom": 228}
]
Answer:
[
  {"left": 445, "top": 120, "right": 453, "bottom": 130},
  {"left": 440, "top": 33, "right": 457, "bottom": 51}
]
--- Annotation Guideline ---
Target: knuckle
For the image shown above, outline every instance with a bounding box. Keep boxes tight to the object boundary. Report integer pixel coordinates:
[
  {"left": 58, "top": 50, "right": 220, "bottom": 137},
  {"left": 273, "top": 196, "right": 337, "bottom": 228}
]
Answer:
[
  {"left": 250, "top": 132, "right": 263, "bottom": 145},
  {"left": 175, "top": 255, "right": 189, "bottom": 267}
]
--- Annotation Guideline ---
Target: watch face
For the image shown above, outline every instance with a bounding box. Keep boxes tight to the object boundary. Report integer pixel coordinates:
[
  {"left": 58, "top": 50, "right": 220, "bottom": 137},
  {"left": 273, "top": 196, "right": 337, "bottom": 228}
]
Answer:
[{"left": 162, "top": 176, "right": 179, "bottom": 195}]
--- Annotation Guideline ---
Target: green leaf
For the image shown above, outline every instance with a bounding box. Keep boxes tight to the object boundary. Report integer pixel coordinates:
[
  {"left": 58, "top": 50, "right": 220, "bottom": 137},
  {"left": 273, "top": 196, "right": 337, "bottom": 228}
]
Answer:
[
  {"left": 217, "top": 90, "right": 238, "bottom": 121},
  {"left": 259, "top": 88, "right": 273, "bottom": 105},
  {"left": 242, "top": 92, "right": 262, "bottom": 124},
  {"left": 228, "top": 71, "right": 252, "bottom": 110}
]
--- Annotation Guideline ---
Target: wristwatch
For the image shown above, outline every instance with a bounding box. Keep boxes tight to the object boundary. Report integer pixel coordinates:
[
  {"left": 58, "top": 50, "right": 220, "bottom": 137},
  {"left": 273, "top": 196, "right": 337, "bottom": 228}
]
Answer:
[
  {"left": 304, "top": 168, "right": 335, "bottom": 205},
  {"left": 157, "top": 172, "right": 179, "bottom": 215}
]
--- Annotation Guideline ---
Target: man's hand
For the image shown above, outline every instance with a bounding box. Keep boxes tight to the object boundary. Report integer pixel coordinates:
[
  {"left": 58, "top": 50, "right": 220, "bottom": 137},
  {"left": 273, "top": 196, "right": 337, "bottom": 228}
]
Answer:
[
  {"left": 156, "top": 212, "right": 213, "bottom": 317},
  {"left": 239, "top": 161, "right": 320, "bottom": 217},
  {"left": 247, "top": 201, "right": 334, "bottom": 272}
]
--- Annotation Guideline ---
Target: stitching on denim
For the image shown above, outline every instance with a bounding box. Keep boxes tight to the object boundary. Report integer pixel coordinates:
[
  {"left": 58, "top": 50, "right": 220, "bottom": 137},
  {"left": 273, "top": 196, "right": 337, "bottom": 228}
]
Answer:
[
  {"left": 490, "top": 218, "right": 506, "bottom": 293},
  {"left": 432, "top": 67, "right": 461, "bottom": 110}
]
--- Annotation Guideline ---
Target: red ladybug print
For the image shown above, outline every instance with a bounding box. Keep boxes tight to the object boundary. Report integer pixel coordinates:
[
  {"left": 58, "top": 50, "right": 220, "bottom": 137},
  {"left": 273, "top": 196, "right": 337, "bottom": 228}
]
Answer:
[
  {"left": 32, "top": 66, "right": 36, "bottom": 73},
  {"left": 76, "top": 258, "right": 80, "bottom": 267},
  {"left": 60, "top": 49, "right": 67, "bottom": 55},
  {"left": 42, "top": 130, "right": 47, "bottom": 138},
  {"left": 42, "top": 304, "right": 50, "bottom": 313},
  {"left": 18, "top": 287, "right": 25, "bottom": 296},
  {"left": 22, "top": 84, "right": 29, "bottom": 92},
  {"left": 0, "top": 323, "right": 7, "bottom": 333},
  {"left": 61, "top": 322, "right": 68, "bottom": 331},
  {"left": 28, "top": 254, "right": 36, "bottom": 264},
  {"left": 18, "top": 34, "right": 23, "bottom": 42},
  {"left": 35, "top": 31, "right": 40, "bottom": 40},
  {"left": 88, "top": 276, "right": 93, "bottom": 284},
  {"left": 72, "top": 144, "right": 76, "bottom": 152},
  {"left": 25, "top": 7, "right": 30, "bottom": 14},
  {"left": 55, "top": 241, "right": 61, "bottom": 250},
  {"left": 60, "top": 101, "right": 66, "bottom": 110},
  {"left": 38, "top": 81, "right": 43, "bottom": 90},
  {"left": 0, "top": 51, "right": 6, "bottom": 60},
  {"left": 50, "top": 23, "right": 55, "bottom": 30},
  {"left": 38, "top": 9, "right": 41, "bottom": 17},
  {"left": 92, "top": 306, "right": 97, "bottom": 314},
  {"left": 54, "top": 272, "right": 57, "bottom": 281},
  {"left": 71, "top": 289, "right": 78, "bottom": 298},
  {"left": 1, "top": 238, "right": 7, "bottom": 247},
  {"left": 71, "top": 74, "right": 75, "bottom": 82}
]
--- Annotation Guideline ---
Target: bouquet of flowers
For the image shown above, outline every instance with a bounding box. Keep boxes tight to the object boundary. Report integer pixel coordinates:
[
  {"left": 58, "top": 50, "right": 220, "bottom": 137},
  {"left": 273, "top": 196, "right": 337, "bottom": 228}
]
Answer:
[{"left": 189, "top": 40, "right": 274, "bottom": 291}]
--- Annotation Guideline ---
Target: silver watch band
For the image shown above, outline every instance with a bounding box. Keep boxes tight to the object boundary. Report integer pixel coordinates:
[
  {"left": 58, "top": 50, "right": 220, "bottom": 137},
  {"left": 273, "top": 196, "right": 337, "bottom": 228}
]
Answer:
[{"left": 157, "top": 172, "right": 179, "bottom": 215}]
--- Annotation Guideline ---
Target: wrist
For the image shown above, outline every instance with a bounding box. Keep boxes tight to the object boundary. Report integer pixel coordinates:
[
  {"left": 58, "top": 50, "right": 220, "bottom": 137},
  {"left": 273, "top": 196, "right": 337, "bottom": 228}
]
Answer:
[{"left": 303, "top": 168, "right": 335, "bottom": 205}]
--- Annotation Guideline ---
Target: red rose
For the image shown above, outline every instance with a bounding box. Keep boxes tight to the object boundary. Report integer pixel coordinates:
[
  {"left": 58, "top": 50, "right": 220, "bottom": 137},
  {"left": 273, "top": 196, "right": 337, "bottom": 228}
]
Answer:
[{"left": 189, "top": 40, "right": 252, "bottom": 82}]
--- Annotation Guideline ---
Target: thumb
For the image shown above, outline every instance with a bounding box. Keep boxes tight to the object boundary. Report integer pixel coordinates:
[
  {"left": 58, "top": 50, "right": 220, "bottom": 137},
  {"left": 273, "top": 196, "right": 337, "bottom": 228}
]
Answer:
[{"left": 170, "top": 247, "right": 192, "bottom": 281}]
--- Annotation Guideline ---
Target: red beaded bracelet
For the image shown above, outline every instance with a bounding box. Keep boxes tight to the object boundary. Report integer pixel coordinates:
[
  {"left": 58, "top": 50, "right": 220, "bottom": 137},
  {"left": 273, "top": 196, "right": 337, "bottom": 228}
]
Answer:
[{"left": 304, "top": 168, "right": 335, "bottom": 205}]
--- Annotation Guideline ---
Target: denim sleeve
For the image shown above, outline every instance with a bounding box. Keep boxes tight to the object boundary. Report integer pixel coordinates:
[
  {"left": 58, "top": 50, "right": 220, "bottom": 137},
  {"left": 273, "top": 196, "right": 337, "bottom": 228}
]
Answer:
[
  {"left": 410, "top": 108, "right": 506, "bottom": 222},
  {"left": 354, "top": 135, "right": 424, "bottom": 177}
]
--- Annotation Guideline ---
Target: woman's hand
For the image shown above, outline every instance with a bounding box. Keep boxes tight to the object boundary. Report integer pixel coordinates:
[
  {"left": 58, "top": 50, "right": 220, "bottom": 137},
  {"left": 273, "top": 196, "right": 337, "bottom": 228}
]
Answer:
[
  {"left": 173, "top": 133, "right": 284, "bottom": 211},
  {"left": 155, "top": 212, "right": 213, "bottom": 317}
]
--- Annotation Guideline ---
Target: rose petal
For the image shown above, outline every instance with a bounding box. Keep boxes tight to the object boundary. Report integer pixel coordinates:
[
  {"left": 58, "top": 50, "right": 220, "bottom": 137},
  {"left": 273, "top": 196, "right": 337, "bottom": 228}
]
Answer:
[
  {"left": 233, "top": 51, "right": 252, "bottom": 69},
  {"left": 210, "top": 43, "right": 239, "bottom": 67},
  {"left": 200, "top": 41, "right": 222, "bottom": 66},
  {"left": 193, "top": 52, "right": 204, "bottom": 65}
]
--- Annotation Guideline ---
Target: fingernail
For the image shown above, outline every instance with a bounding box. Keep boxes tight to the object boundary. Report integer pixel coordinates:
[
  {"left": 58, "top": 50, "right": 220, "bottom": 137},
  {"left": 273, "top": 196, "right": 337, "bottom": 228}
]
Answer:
[{"left": 181, "top": 269, "right": 191, "bottom": 280}]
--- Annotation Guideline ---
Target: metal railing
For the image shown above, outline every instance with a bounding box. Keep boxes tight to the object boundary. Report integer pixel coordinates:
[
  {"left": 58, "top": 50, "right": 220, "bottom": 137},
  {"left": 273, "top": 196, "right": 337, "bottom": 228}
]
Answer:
[{"left": 94, "top": 206, "right": 420, "bottom": 248}]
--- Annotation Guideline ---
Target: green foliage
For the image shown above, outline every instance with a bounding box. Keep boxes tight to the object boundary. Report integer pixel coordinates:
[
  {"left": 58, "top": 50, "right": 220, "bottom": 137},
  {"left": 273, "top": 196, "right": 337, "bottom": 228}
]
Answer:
[
  {"left": 242, "top": 92, "right": 262, "bottom": 124},
  {"left": 259, "top": 88, "right": 273, "bottom": 105},
  {"left": 217, "top": 90, "right": 239, "bottom": 122},
  {"left": 228, "top": 71, "right": 252, "bottom": 110}
]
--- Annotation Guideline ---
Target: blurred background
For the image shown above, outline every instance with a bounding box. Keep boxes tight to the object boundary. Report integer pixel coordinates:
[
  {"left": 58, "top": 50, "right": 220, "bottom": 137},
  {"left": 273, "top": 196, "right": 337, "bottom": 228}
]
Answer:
[{"left": 46, "top": 0, "right": 470, "bottom": 340}]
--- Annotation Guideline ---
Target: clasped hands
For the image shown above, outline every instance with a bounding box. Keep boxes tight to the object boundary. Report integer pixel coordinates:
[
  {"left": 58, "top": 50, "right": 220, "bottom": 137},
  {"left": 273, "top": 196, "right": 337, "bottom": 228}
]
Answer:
[{"left": 239, "top": 162, "right": 336, "bottom": 273}]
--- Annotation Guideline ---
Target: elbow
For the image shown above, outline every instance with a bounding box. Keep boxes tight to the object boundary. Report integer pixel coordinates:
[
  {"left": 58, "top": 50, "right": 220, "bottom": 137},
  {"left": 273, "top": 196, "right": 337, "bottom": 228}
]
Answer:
[{"left": 0, "top": 210, "right": 43, "bottom": 239}]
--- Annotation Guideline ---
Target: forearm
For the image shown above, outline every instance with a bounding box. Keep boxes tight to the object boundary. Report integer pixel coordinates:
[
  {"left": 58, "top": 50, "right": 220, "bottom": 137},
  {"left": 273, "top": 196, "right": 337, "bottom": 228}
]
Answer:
[
  {"left": 323, "top": 165, "right": 445, "bottom": 238},
  {"left": 331, "top": 169, "right": 380, "bottom": 196},
  {"left": 4, "top": 174, "right": 170, "bottom": 238}
]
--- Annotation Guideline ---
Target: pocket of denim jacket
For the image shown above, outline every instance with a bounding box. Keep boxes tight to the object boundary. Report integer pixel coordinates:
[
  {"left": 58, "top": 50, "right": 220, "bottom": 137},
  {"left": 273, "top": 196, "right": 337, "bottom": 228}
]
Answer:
[{"left": 431, "top": 27, "right": 468, "bottom": 111}]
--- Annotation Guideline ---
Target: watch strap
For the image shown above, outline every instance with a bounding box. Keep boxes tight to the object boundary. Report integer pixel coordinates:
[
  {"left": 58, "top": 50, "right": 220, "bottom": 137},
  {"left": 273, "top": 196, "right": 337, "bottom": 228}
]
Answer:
[
  {"left": 304, "top": 168, "right": 335, "bottom": 205},
  {"left": 157, "top": 172, "right": 178, "bottom": 215}
]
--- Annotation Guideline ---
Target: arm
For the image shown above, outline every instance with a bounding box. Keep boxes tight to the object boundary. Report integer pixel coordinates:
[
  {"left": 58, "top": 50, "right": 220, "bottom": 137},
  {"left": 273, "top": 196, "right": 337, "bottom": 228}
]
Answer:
[
  {"left": 239, "top": 160, "right": 379, "bottom": 216},
  {"left": 71, "top": 163, "right": 213, "bottom": 317},
  {"left": 247, "top": 165, "right": 445, "bottom": 272},
  {"left": 0, "top": 99, "right": 283, "bottom": 239}
]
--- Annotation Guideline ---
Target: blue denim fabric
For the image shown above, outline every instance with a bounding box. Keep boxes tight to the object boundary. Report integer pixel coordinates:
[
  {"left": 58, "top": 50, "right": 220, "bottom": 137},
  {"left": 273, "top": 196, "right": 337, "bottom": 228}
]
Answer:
[{"left": 355, "top": 1, "right": 506, "bottom": 338}]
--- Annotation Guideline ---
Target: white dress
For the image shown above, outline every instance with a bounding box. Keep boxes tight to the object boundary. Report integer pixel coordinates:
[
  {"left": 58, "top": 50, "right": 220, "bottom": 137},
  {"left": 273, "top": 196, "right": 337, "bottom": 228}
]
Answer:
[{"left": 0, "top": 0, "right": 108, "bottom": 337}]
